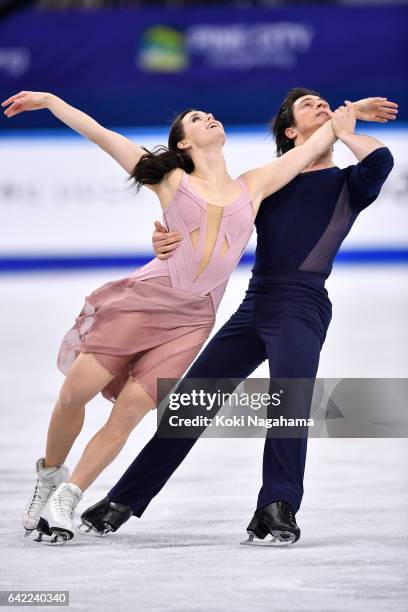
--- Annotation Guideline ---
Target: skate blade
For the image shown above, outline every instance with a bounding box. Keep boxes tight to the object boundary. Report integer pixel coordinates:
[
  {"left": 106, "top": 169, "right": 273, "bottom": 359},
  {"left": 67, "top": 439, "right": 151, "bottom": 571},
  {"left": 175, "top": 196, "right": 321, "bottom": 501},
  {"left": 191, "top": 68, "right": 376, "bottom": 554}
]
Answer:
[
  {"left": 33, "top": 517, "right": 53, "bottom": 543},
  {"left": 33, "top": 532, "right": 45, "bottom": 543},
  {"left": 78, "top": 521, "right": 113, "bottom": 538},
  {"left": 32, "top": 530, "right": 54, "bottom": 544},
  {"left": 241, "top": 531, "right": 296, "bottom": 547},
  {"left": 46, "top": 535, "right": 68, "bottom": 546},
  {"left": 36, "top": 519, "right": 74, "bottom": 545},
  {"left": 101, "top": 524, "right": 113, "bottom": 537},
  {"left": 24, "top": 528, "right": 34, "bottom": 538},
  {"left": 78, "top": 522, "right": 94, "bottom": 534},
  {"left": 32, "top": 530, "right": 68, "bottom": 545},
  {"left": 45, "top": 532, "right": 73, "bottom": 546}
]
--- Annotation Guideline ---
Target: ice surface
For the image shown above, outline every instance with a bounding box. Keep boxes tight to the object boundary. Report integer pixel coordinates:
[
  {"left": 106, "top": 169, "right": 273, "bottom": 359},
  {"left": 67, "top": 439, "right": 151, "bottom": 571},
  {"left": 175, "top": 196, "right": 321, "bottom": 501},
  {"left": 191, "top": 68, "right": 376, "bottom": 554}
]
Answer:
[{"left": 0, "top": 267, "right": 407, "bottom": 611}]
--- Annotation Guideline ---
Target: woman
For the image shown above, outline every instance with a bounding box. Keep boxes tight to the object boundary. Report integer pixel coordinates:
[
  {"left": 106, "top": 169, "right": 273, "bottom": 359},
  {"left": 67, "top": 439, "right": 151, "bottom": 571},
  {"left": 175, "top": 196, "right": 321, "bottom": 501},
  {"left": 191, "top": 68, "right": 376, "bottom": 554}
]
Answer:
[{"left": 2, "top": 90, "right": 349, "bottom": 543}]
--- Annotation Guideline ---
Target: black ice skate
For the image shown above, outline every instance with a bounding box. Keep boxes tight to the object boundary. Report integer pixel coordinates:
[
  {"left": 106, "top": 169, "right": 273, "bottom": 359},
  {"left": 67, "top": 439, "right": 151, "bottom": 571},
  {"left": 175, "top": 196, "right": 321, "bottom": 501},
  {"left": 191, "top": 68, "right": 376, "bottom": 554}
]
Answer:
[
  {"left": 241, "top": 501, "right": 301, "bottom": 546},
  {"left": 78, "top": 497, "right": 133, "bottom": 536}
]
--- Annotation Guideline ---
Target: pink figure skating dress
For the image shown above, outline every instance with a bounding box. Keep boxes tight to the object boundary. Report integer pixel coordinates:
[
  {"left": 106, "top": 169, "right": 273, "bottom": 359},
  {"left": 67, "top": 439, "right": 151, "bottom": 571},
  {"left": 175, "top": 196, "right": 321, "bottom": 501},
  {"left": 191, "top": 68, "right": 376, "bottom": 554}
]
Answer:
[{"left": 57, "top": 171, "right": 254, "bottom": 404}]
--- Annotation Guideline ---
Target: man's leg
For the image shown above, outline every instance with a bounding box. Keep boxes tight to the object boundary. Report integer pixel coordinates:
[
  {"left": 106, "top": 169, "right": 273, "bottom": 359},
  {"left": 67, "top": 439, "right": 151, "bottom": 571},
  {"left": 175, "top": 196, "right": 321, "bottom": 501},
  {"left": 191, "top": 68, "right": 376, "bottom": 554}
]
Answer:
[
  {"left": 107, "top": 305, "right": 267, "bottom": 517},
  {"left": 256, "top": 316, "right": 323, "bottom": 513}
]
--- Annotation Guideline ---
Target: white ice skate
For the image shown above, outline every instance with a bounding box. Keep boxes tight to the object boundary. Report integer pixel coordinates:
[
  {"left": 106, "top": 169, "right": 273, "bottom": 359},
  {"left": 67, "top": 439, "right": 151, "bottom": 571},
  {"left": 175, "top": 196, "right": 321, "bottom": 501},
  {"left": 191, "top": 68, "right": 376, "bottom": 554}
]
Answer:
[
  {"left": 36, "top": 482, "right": 83, "bottom": 545},
  {"left": 22, "top": 457, "right": 69, "bottom": 537}
]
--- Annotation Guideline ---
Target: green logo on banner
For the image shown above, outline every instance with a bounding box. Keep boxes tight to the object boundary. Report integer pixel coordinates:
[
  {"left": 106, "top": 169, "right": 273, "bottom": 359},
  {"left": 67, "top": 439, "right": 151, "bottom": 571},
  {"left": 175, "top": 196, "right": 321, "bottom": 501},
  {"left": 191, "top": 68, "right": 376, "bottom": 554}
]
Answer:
[{"left": 137, "top": 26, "right": 188, "bottom": 73}]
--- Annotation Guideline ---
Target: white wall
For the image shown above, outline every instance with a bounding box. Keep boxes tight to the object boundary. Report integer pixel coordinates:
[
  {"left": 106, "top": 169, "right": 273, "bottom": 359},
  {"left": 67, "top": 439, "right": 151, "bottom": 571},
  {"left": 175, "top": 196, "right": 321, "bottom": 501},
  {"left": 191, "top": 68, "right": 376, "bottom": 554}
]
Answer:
[{"left": 1, "top": 126, "right": 406, "bottom": 256}]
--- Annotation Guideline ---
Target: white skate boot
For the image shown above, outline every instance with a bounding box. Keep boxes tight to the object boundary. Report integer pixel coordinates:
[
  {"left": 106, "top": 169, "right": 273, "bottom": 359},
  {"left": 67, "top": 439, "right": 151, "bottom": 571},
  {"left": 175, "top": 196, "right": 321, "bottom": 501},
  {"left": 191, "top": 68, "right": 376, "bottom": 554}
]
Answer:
[
  {"left": 37, "top": 482, "right": 83, "bottom": 545},
  {"left": 22, "top": 458, "right": 69, "bottom": 537}
]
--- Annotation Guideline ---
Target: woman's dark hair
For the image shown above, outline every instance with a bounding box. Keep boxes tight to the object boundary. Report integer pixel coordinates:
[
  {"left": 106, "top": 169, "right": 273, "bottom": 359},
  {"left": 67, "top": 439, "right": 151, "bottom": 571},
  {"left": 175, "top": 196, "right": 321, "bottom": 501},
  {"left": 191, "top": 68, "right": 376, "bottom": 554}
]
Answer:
[
  {"left": 128, "top": 109, "right": 195, "bottom": 191},
  {"left": 269, "top": 87, "right": 322, "bottom": 157}
]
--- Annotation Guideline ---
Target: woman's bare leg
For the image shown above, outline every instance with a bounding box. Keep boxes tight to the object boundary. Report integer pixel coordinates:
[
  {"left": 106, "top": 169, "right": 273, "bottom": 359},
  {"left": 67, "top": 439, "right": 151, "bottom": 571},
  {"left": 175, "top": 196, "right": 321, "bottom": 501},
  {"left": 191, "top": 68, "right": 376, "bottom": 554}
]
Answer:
[
  {"left": 44, "top": 353, "right": 115, "bottom": 468},
  {"left": 69, "top": 378, "right": 154, "bottom": 491}
]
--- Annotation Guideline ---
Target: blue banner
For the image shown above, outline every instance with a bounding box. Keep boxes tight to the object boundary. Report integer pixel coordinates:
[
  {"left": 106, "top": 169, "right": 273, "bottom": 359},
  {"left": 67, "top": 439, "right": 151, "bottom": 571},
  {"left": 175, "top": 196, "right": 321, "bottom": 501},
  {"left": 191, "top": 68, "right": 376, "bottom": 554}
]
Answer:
[{"left": 0, "top": 6, "right": 407, "bottom": 127}]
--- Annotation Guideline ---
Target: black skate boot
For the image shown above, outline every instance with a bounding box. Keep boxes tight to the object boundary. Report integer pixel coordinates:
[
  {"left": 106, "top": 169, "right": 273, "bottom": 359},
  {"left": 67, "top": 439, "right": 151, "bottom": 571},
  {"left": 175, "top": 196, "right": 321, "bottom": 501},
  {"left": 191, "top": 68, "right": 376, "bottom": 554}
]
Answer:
[
  {"left": 78, "top": 497, "right": 133, "bottom": 536},
  {"left": 241, "top": 500, "right": 300, "bottom": 546}
]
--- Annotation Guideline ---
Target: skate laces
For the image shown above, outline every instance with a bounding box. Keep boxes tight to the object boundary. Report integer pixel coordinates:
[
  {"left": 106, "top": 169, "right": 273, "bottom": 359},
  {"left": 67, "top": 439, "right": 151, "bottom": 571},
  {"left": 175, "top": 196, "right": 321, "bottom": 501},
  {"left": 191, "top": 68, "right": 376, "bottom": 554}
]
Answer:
[
  {"left": 27, "top": 479, "right": 55, "bottom": 513},
  {"left": 54, "top": 485, "right": 81, "bottom": 519},
  {"left": 277, "top": 501, "right": 295, "bottom": 524}
]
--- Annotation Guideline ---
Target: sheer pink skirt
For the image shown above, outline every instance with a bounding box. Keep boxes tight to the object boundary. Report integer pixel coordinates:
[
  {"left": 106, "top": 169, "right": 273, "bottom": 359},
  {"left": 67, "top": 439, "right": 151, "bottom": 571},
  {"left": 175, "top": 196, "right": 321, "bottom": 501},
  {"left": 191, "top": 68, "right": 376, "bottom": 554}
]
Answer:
[{"left": 57, "top": 276, "right": 215, "bottom": 405}]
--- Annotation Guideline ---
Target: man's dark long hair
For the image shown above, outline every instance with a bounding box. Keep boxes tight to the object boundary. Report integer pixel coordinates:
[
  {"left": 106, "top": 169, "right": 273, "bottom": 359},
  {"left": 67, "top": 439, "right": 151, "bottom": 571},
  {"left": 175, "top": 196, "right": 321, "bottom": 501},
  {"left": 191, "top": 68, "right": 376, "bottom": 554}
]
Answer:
[
  {"left": 270, "top": 87, "right": 321, "bottom": 157},
  {"left": 129, "top": 109, "right": 195, "bottom": 191}
]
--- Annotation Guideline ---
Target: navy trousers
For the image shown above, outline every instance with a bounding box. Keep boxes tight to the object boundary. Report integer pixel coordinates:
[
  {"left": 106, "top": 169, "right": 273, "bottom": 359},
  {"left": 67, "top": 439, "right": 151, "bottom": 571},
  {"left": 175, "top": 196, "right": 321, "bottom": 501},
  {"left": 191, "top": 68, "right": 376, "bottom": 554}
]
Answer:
[{"left": 108, "top": 270, "right": 332, "bottom": 515}]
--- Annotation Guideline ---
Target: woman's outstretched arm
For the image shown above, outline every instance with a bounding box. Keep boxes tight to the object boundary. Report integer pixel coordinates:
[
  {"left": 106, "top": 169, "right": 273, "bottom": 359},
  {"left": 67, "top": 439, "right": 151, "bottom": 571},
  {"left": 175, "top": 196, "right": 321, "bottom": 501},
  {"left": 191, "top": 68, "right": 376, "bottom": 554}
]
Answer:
[
  {"left": 241, "top": 97, "right": 396, "bottom": 211},
  {"left": 241, "top": 111, "right": 343, "bottom": 208},
  {"left": 1, "top": 90, "right": 160, "bottom": 190}
]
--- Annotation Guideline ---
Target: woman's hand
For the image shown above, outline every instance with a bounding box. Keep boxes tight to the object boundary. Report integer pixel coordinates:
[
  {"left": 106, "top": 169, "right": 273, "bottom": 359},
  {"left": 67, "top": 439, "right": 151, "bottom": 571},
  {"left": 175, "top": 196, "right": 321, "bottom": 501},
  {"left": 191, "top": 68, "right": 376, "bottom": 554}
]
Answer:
[
  {"left": 350, "top": 97, "right": 398, "bottom": 123},
  {"left": 332, "top": 102, "right": 357, "bottom": 139},
  {"left": 2, "top": 91, "right": 153, "bottom": 179},
  {"left": 2, "top": 91, "right": 52, "bottom": 117}
]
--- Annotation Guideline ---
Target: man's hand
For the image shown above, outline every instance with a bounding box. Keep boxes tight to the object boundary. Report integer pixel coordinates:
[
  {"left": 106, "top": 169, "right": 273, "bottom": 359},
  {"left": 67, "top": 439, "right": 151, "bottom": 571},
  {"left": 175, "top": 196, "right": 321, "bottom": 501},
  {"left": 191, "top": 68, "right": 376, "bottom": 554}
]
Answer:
[
  {"left": 333, "top": 101, "right": 387, "bottom": 161},
  {"left": 332, "top": 103, "right": 357, "bottom": 139},
  {"left": 350, "top": 97, "right": 398, "bottom": 123},
  {"left": 152, "top": 221, "right": 182, "bottom": 260}
]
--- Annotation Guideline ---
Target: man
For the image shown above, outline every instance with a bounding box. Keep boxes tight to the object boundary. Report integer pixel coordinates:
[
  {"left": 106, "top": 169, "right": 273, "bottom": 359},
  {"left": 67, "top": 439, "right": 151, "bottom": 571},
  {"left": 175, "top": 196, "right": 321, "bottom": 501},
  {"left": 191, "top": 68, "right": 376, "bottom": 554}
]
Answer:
[{"left": 80, "top": 89, "right": 396, "bottom": 545}]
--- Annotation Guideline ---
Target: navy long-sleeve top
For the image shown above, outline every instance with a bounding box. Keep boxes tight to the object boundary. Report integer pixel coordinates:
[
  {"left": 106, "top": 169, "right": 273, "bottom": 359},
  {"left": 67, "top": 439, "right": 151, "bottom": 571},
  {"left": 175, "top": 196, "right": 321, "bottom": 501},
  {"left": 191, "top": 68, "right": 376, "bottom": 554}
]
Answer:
[{"left": 253, "top": 147, "right": 394, "bottom": 278}]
